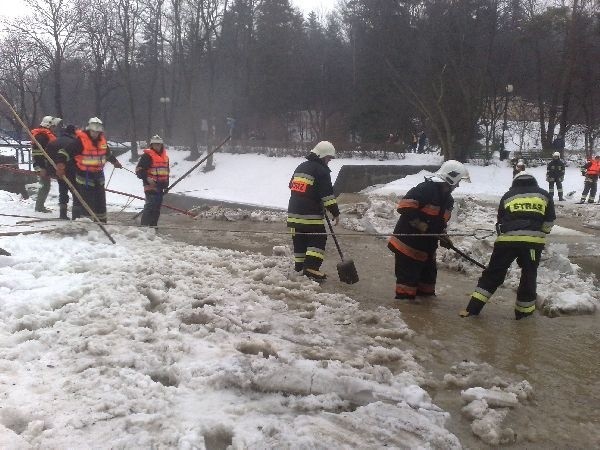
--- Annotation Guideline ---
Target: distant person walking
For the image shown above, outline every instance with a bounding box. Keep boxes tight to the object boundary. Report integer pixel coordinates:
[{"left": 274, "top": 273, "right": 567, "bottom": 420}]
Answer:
[
  {"left": 461, "top": 171, "right": 555, "bottom": 320},
  {"left": 552, "top": 133, "right": 565, "bottom": 157},
  {"left": 546, "top": 152, "right": 565, "bottom": 201},
  {"left": 578, "top": 155, "right": 600, "bottom": 204},
  {"left": 411, "top": 133, "right": 418, "bottom": 153},
  {"left": 417, "top": 132, "right": 427, "bottom": 154}
]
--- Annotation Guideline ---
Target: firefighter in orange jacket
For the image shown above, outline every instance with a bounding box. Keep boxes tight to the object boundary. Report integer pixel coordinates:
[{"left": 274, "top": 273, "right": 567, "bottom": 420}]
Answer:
[
  {"left": 136, "top": 135, "right": 169, "bottom": 226},
  {"left": 31, "top": 115, "right": 58, "bottom": 213},
  {"left": 578, "top": 155, "right": 600, "bottom": 204},
  {"left": 387, "top": 160, "right": 469, "bottom": 300},
  {"left": 57, "top": 117, "right": 122, "bottom": 222}
]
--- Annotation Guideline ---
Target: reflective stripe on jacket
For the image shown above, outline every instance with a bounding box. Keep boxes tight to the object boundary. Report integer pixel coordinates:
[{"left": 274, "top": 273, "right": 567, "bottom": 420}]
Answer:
[
  {"left": 387, "top": 179, "right": 453, "bottom": 256},
  {"left": 143, "top": 148, "right": 169, "bottom": 184},
  {"left": 495, "top": 182, "right": 556, "bottom": 246},
  {"left": 287, "top": 153, "right": 339, "bottom": 229},
  {"left": 74, "top": 129, "right": 107, "bottom": 172}
]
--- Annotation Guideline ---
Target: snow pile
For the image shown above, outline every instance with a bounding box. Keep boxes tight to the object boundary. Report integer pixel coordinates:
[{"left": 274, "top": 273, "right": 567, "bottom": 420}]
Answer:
[
  {"left": 0, "top": 222, "right": 460, "bottom": 447},
  {"left": 444, "top": 361, "right": 534, "bottom": 445}
]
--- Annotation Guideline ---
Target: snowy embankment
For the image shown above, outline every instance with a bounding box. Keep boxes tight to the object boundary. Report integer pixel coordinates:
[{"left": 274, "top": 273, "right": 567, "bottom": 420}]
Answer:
[{"left": 0, "top": 199, "right": 459, "bottom": 447}]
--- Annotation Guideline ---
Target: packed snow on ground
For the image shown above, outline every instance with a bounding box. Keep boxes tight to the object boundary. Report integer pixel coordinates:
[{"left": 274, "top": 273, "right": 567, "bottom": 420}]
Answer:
[{"left": 0, "top": 192, "right": 463, "bottom": 448}]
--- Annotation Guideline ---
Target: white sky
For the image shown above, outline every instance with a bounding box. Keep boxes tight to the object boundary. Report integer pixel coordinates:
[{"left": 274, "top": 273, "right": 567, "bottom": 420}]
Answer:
[
  {"left": 1, "top": 0, "right": 336, "bottom": 18},
  {"left": 1, "top": 0, "right": 26, "bottom": 18},
  {"left": 292, "top": 0, "right": 336, "bottom": 16}
]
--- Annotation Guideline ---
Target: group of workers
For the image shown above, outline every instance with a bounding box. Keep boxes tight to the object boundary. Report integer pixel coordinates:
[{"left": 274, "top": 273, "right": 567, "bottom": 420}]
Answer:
[
  {"left": 289, "top": 141, "right": 557, "bottom": 320},
  {"left": 513, "top": 151, "right": 600, "bottom": 204},
  {"left": 27, "top": 122, "right": 586, "bottom": 320},
  {"left": 30, "top": 115, "right": 168, "bottom": 226}
]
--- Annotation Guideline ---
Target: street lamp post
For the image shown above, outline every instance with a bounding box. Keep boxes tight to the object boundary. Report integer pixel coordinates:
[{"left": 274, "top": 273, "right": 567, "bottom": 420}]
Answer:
[
  {"left": 501, "top": 84, "right": 514, "bottom": 160},
  {"left": 159, "top": 96, "right": 170, "bottom": 139}
]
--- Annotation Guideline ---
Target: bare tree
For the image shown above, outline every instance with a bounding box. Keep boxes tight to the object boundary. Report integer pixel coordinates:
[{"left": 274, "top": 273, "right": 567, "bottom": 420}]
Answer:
[
  {"left": 76, "top": 0, "right": 118, "bottom": 118},
  {"left": 109, "top": 0, "right": 147, "bottom": 161},
  {"left": 3, "top": 0, "right": 80, "bottom": 118},
  {"left": 0, "top": 33, "right": 44, "bottom": 134}
]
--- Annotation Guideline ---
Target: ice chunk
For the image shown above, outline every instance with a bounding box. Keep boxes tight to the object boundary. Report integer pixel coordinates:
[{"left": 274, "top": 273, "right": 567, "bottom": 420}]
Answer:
[{"left": 461, "top": 387, "right": 519, "bottom": 408}]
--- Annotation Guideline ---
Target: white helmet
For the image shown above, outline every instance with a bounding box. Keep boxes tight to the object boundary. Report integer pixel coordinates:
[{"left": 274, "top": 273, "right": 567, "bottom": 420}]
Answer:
[
  {"left": 150, "top": 135, "right": 163, "bottom": 145},
  {"left": 553, "top": 151, "right": 560, "bottom": 158},
  {"left": 40, "top": 115, "right": 54, "bottom": 127},
  {"left": 50, "top": 117, "right": 63, "bottom": 127},
  {"left": 310, "top": 141, "right": 335, "bottom": 159},
  {"left": 433, "top": 160, "right": 470, "bottom": 186},
  {"left": 86, "top": 117, "right": 104, "bottom": 132}
]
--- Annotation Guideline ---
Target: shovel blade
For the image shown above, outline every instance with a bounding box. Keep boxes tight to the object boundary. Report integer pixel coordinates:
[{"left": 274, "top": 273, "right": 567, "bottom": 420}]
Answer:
[{"left": 337, "top": 259, "right": 359, "bottom": 284}]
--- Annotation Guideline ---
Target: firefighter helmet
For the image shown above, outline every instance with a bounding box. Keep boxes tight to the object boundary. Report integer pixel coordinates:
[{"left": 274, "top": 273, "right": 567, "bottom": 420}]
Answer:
[
  {"left": 150, "top": 135, "right": 163, "bottom": 145},
  {"left": 86, "top": 117, "right": 104, "bottom": 132},
  {"left": 40, "top": 116, "right": 54, "bottom": 127},
  {"left": 553, "top": 152, "right": 560, "bottom": 158},
  {"left": 433, "top": 160, "right": 470, "bottom": 186},
  {"left": 310, "top": 141, "right": 336, "bottom": 159}
]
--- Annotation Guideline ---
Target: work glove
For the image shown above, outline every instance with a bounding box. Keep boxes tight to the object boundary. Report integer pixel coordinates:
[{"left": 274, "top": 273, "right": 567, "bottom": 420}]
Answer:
[
  {"left": 55, "top": 163, "right": 66, "bottom": 178},
  {"left": 409, "top": 219, "right": 428, "bottom": 233},
  {"left": 113, "top": 160, "right": 123, "bottom": 169},
  {"left": 439, "top": 235, "right": 453, "bottom": 249}
]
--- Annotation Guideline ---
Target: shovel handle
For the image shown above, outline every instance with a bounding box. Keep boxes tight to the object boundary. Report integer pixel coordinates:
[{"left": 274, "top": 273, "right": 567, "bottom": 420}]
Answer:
[
  {"left": 324, "top": 213, "right": 345, "bottom": 261},
  {"left": 448, "top": 243, "right": 487, "bottom": 270}
]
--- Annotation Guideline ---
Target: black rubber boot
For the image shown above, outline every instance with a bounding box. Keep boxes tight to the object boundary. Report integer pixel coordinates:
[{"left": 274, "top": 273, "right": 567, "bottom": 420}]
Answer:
[{"left": 59, "top": 204, "right": 69, "bottom": 220}]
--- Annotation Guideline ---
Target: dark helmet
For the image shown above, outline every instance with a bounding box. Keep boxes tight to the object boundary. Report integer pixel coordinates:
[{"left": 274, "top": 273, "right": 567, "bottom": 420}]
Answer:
[{"left": 512, "top": 171, "right": 538, "bottom": 187}]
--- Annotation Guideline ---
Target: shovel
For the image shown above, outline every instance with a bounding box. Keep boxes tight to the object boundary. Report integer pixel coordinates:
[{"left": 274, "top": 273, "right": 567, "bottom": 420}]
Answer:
[{"left": 324, "top": 213, "right": 359, "bottom": 284}]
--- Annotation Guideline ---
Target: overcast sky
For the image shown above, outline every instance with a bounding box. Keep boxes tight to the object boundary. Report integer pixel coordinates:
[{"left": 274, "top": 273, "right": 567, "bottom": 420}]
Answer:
[{"left": 1, "top": 0, "right": 336, "bottom": 19}]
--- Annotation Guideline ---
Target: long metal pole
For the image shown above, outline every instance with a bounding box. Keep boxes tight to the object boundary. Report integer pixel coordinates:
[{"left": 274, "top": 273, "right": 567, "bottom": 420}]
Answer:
[{"left": 0, "top": 92, "right": 116, "bottom": 244}]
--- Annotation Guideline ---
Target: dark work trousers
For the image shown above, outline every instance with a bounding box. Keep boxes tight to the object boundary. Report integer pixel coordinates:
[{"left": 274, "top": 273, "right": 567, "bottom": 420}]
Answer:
[
  {"left": 57, "top": 168, "right": 74, "bottom": 205},
  {"left": 548, "top": 180, "right": 563, "bottom": 200},
  {"left": 472, "top": 243, "right": 542, "bottom": 318},
  {"left": 72, "top": 170, "right": 107, "bottom": 222},
  {"left": 580, "top": 176, "right": 598, "bottom": 203},
  {"left": 290, "top": 224, "right": 327, "bottom": 272},
  {"left": 394, "top": 250, "right": 437, "bottom": 299},
  {"left": 141, "top": 188, "right": 165, "bottom": 227}
]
